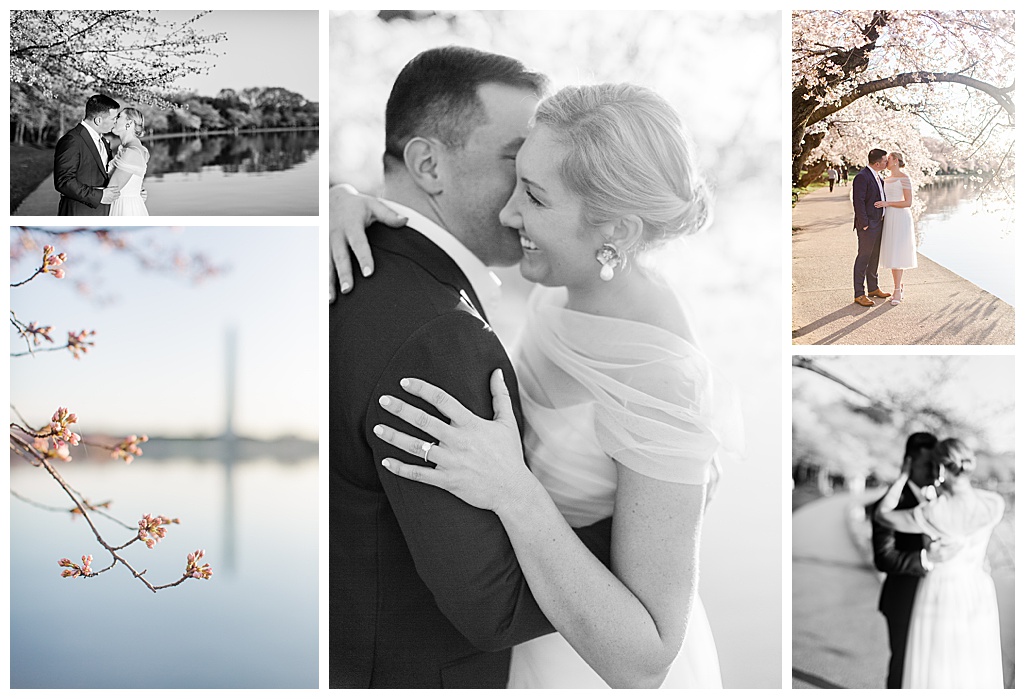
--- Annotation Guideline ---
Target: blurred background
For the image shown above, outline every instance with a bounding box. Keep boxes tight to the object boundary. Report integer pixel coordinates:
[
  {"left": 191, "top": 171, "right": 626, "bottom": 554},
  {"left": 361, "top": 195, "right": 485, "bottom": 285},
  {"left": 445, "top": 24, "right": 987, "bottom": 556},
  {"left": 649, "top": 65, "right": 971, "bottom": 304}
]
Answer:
[
  {"left": 792, "top": 355, "right": 1014, "bottom": 688},
  {"left": 11, "top": 11, "right": 319, "bottom": 215},
  {"left": 331, "top": 10, "right": 783, "bottom": 687},
  {"left": 9, "top": 227, "right": 318, "bottom": 688}
]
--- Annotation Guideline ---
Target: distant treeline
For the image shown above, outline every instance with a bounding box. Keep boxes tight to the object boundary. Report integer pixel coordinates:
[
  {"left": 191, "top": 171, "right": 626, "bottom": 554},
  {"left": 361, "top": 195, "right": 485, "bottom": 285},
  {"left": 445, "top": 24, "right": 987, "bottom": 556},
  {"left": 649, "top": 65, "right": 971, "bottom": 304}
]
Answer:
[{"left": 10, "top": 85, "right": 318, "bottom": 147}]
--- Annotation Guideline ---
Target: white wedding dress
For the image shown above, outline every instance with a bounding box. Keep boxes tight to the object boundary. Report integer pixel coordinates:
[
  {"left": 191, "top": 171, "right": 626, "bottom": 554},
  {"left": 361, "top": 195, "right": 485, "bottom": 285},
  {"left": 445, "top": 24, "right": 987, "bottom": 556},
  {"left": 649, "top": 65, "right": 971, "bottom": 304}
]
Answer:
[
  {"left": 108, "top": 144, "right": 150, "bottom": 216},
  {"left": 506, "top": 286, "right": 739, "bottom": 689},
  {"left": 902, "top": 489, "right": 1005, "bottom": 688},
  {"left": 878, "top": 176, "right": 915, "bottom": 269}
]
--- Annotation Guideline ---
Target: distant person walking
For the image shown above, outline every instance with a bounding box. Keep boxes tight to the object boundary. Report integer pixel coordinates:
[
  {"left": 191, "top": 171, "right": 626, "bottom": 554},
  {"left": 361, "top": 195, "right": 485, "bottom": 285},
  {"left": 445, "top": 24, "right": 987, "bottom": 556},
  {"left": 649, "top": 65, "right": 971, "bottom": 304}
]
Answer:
[{"left": 827, "top": 166, "right": 838, "bottom": 192}]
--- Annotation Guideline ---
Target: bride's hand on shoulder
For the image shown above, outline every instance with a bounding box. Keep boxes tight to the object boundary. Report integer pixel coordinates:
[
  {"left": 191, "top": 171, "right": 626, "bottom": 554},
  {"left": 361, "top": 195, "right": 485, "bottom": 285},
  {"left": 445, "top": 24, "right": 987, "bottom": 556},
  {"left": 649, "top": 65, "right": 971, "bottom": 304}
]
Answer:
[
  {"left": 329, "top": 184, "right": 408, "bottom": 302},
  {"left": 374, "top": 369, "right": 537, "bottom": 514}
]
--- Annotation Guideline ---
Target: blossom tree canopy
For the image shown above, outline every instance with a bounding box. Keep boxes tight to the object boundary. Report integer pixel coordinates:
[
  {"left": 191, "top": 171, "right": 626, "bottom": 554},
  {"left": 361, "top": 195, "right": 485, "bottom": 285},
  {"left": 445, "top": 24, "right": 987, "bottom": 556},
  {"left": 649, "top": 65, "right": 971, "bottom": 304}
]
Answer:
[
  {"left": 10, "top": 10, "right": 225, "bottom": 108},
  {"left": 792, "top": 10, "right": 1014, "bottom": 188}
]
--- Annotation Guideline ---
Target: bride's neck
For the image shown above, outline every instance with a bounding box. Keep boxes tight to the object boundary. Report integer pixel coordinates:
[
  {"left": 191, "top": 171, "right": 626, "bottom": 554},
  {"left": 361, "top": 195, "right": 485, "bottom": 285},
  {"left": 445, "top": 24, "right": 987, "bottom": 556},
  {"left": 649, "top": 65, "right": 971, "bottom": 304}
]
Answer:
[{"left": 565, "top": 267, "right": 650, "bottom": 319}]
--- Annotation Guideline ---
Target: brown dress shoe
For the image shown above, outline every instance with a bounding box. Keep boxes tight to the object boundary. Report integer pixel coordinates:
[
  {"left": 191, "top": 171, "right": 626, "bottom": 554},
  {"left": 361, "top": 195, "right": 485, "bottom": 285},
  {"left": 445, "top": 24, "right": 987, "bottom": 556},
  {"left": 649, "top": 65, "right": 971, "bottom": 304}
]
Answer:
[
  {"left": 854, "top": 295, "right": 875, "bottom": 307},
  {"left": 867, "top": 289, "right": 891, "bottom": 299}
]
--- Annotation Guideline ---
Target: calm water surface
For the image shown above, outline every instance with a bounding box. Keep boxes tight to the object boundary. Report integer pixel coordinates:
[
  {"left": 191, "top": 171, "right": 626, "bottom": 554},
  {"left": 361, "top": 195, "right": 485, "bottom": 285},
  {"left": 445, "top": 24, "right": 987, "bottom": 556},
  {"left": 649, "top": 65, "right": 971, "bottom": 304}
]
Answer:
[
  {"left": 10, "top": 454, "right": 318, "bottom": 688},
  {"left": 143, "top": 129, "right": 319, "bottom": 216},
  {"left": 916, "top": 178, "right": 1014, "bottom": 305}
]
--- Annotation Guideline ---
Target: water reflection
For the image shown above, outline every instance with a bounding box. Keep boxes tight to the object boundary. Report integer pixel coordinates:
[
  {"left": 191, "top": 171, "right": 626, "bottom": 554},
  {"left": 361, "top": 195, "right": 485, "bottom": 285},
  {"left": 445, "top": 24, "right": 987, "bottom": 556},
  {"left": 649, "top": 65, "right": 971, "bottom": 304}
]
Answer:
[
  {"left": 10, "top": 447, "right": 318, "bottom": 689},
  {"left": 915, "top": 177, "right": 1015, "bottom": 305},
  {"left": 145, "top": 129, "right": 319, "bottom": 178}
]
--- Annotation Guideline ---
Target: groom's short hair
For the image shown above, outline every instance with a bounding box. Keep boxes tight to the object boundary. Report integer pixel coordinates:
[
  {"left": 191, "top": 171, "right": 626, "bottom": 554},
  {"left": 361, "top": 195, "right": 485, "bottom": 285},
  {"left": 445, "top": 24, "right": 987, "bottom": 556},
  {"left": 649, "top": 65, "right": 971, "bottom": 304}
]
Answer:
[
  {"left": 85, "top": 94, "right": 120, "bottom": 119},
  {"left": 904, "top": 432, "right": 937, "bottom": 460},
  {"left": 383, "top": 46, "right": 548, "bottom": 172},
  {"left": 867, "top": 148, "right": 888, "bottom": 166}
]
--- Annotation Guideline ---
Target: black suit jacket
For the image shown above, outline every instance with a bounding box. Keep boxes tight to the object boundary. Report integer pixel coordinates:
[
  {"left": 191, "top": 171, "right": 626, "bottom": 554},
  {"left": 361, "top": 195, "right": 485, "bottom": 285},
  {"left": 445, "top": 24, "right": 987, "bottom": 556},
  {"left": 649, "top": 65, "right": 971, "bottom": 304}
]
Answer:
[
  {"left": 851, "top": 166, "right": 884, "bottom": 233},
  {"left": 330, "top": 223, "right": 613, "bottom": 688},
  {"left": 869, "top": 485, "right": 927, "bottom": 618},
  {"left": 53, "top": 123, "right": 111, "bottom": 216}
]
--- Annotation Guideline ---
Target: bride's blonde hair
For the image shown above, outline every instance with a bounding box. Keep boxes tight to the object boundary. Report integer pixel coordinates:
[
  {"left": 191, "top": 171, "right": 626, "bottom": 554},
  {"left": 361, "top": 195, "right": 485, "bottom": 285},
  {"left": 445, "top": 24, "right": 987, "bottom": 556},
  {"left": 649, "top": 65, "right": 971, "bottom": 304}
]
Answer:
[
  {"left": 120, "top": 107, "right": 146, "bottom": 139},
  {"left": 889, "top": 151, "right": 905, "bottom": 168},
  {"left": 533, "top": 83, "right": 711, "bottom": 252},
  {"left": 934, "top": 438, "right": 975, "bottom": 478}
]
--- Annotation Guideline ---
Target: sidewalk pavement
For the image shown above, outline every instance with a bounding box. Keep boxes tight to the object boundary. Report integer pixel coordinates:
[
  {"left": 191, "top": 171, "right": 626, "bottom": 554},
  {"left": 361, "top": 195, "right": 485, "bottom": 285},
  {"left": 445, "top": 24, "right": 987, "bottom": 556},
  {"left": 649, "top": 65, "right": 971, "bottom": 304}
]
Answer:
[
  {"left": 792, "top": 187, "right": 1014, "bottom": 345},
  {"left": 792, "top": 493, "right": 889, "bottom": 689}
]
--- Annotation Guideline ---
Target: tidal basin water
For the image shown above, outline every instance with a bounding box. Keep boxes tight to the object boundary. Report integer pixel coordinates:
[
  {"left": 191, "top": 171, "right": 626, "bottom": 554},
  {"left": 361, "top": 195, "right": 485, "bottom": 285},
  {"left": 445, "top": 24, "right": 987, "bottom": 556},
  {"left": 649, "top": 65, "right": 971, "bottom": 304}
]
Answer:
[
  {"left": 10, "top": 452, "right": 318, "bottom": 688},
  {"left": 916, "top": 178, "right": 1014, "bottom": 305}
]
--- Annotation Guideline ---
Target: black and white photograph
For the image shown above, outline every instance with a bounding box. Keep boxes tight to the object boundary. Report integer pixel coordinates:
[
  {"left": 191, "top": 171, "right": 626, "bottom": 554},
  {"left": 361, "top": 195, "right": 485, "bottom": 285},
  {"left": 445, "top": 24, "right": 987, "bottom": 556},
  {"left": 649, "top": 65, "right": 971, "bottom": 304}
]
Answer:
[
  {"left": 792, "top": 355, "right": 1014, "bottom": 689},
  {"left": 10, "top": 11, "right": 319, "bottom": 216},
  {"left": 329, "top": 10, "right": 781, "bottom": 689}
]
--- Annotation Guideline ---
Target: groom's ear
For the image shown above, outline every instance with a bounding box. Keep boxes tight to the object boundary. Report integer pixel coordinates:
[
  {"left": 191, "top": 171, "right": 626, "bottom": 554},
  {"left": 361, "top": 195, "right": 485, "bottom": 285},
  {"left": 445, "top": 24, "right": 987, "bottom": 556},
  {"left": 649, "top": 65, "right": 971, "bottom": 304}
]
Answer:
[{"left": 403, "top": 137, "right": 444, "bottom": 196}]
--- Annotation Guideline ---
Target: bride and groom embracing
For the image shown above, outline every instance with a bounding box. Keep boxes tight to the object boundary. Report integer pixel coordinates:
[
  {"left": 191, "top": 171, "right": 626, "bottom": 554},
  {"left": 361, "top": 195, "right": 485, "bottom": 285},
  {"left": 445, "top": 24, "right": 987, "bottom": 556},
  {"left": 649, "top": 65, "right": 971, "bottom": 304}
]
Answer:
[
  {"left": 869, "top": 433, "right": 1005, "bottom": 688},
  {"left": 852, "top": 148, "right": 917, "bottom": 307},
  {"left": 53, "top": 93, "right": 150, "bottom": 216},
  {"left": 331, "top": 46, "right": 740, "bottom": 688}
]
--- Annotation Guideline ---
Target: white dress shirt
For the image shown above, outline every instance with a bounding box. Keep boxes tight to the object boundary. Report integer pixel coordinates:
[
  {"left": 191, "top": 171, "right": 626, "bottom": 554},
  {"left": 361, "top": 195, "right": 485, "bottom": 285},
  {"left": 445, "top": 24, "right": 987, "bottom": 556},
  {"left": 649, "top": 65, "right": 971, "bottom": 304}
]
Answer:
[
  {"left": 80, "top": 121, "right": 108, "bottom": 168},
  {"left": 380, "top": 199, "right": 503, "bottom": 321}
]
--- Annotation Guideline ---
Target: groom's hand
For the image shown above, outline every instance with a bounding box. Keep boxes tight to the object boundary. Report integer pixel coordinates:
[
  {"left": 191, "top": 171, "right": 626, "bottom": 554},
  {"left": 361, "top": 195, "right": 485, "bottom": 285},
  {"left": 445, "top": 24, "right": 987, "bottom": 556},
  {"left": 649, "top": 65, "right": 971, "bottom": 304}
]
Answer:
[{"left": 140, "top": 186, "right": 148, "bottom": 202}]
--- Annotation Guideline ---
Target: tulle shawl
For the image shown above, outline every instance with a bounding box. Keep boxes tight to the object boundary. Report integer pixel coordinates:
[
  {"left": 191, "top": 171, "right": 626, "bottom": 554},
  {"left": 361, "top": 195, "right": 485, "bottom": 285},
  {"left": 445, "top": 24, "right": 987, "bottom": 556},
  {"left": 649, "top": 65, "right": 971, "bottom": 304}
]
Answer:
[{"left": 517, "top": 286, "right": 741, "bottom": 485}]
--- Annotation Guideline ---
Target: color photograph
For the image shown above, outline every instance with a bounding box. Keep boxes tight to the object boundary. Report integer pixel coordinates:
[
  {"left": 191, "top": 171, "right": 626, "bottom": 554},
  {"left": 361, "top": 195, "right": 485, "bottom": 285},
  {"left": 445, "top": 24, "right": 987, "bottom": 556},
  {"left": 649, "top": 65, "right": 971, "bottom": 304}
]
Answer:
[
  {"left": 9, "top": 227, "right": 319, "bottom": 688},
  {"left": 791, "top": 11, "right": 1014, "bottom": 345}
]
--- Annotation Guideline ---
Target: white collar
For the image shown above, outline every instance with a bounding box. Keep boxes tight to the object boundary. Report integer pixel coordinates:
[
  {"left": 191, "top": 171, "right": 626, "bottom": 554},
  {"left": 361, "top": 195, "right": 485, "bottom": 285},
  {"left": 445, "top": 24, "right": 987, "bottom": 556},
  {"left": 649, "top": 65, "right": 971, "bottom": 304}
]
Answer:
[
  {"left": 80, "top": 121, "right": 103, "bottom": 142},
  {"left": 380, "top": 199, "right": 502, "bottom": 321}
]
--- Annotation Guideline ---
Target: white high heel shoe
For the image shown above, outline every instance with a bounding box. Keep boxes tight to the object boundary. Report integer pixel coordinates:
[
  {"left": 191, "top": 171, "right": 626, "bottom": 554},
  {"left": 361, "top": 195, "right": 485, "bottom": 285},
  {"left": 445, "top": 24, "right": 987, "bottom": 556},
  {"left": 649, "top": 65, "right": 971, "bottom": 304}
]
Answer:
[{"left": 890, "top": 286, "right": 903, "bottom": 305}]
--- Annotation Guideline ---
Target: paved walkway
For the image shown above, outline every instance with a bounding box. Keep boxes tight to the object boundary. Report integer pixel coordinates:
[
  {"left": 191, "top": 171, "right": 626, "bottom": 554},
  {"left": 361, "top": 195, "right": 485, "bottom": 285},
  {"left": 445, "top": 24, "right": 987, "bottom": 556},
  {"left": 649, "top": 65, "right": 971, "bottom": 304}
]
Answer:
[
  {"left": 13, "top": 175, "right": 60, "bottom": 216},
  {"left": 792, "top": 187, "right": 1014, "bottom": 345}
]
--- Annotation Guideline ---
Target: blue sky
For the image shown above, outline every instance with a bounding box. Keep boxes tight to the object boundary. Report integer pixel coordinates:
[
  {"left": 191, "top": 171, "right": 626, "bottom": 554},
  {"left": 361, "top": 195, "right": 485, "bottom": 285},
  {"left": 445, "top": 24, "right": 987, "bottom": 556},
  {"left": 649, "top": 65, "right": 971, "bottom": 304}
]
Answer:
[{"left": 10, "top": 227, "right": 318, "bottom": 440}]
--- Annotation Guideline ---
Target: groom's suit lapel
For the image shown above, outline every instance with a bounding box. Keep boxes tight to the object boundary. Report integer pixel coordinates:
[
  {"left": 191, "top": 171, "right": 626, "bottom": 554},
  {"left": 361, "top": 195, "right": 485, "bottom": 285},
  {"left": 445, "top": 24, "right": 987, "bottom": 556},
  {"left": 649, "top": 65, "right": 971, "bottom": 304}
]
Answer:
[
  {"left": 371, "top": 225, "right": 490, "bottom": 327},
  {"left": 73, "top": 124, "right": 107, "bottom": 179}
]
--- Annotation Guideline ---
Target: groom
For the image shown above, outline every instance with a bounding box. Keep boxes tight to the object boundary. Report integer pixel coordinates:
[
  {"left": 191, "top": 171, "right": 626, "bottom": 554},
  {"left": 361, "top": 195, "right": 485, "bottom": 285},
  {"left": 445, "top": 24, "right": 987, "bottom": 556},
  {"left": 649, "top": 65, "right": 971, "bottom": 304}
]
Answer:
[
  {"left": 53, "top": 93, "right": 121, "bottom": 216},
  {"left": 851, "top": 148, "right": 891, "bottom": 306},
  {"left": 331, "top": 47, "right": 612, "bottom": 688},
  {"left": 867, "top": 432, "right": 958, "bottom": 688}
]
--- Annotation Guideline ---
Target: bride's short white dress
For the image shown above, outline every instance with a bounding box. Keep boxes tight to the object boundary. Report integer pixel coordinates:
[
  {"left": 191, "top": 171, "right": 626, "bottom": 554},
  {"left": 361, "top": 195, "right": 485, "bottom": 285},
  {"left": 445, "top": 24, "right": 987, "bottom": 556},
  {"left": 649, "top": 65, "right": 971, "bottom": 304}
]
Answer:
[
  {"left": 506, "top": 286, "right": 740, "bottom": 689},
  {"left": 878, "top": 176, "right": 916, "bottom": 270},
  {"left": 902, "top": 489, "right": 1005, "bottom": 688},
  {"left": 108, "top": 144, "right": 150, "bottom": 216}
]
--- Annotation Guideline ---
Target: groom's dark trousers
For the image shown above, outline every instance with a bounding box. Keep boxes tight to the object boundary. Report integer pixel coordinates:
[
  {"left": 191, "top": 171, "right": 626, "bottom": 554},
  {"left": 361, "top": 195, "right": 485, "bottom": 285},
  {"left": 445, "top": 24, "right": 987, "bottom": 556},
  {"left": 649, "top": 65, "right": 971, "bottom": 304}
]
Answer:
[
  {"left": 868, "top": 486, "right": 927, "bottom": 688},
  {"left": 53, "top": 123, "right": 111, "bottom": 216},
  {"left": 331, "top": 223, "right": 613, "bottom": 688},
  {"left": 851, "top": 166, "right": 884, "bottom": 298}
]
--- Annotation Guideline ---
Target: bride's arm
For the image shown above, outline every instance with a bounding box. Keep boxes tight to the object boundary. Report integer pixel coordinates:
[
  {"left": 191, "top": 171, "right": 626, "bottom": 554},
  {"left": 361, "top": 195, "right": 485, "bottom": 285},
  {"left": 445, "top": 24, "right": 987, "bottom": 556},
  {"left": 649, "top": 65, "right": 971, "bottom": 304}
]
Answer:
[
  {"left": 376, "top": 371, "right": 701, "bottom": 688},
  {"left": 503, "top": 462, "right": 702, "bottom": 688},
  {"left": 873, "top": 470, "right": 924, "bottom": 533},
  {"left": 876, "top": 179, "right": 913, "bottom": 209},
  {"left": 328, "top": 184, "right": 407, "bottom": 300}
]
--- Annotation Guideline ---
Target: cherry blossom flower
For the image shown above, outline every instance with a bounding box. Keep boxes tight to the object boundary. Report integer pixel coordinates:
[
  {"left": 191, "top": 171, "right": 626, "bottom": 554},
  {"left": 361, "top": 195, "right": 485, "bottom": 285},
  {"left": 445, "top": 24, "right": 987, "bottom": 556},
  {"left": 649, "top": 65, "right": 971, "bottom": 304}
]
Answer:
[
  {"left": 58, "top": 554, "right": 93, "bottom": 579},
  {"left": 110, "top": 434, "right": 149, "bottom": 464},
  {"left": 185, "top": 549, "right": 213, "bottom": 580},
  {"left": 48, "top": 407, "right": 81, "bottom": 453},
  {"left": 66, "top": 329, "right": 96, "bottom": 359},
  {"left": 138, "top": 513, "right": 180, "bottom": 548},
  {"left": 40, "top": 245, "right": 67, "bottom": 279},
  {"left": 21, "top": 321, "right": 54, "bottom": 346}
]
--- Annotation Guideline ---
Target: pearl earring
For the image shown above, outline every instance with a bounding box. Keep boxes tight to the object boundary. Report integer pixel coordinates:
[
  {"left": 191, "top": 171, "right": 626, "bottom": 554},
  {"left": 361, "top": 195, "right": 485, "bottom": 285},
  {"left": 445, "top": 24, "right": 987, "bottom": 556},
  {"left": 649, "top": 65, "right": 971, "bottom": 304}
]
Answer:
[{"left": 596, "top": 243, "right": 623, "bottom": 281}]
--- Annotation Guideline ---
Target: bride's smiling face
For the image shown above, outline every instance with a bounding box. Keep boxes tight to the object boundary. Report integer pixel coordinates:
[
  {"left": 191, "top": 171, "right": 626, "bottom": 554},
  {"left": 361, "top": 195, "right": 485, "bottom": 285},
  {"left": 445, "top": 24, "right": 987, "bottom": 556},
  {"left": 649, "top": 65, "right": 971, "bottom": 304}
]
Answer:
[{"left": 499, "top": 125, "right": 606, "bottom": 288}]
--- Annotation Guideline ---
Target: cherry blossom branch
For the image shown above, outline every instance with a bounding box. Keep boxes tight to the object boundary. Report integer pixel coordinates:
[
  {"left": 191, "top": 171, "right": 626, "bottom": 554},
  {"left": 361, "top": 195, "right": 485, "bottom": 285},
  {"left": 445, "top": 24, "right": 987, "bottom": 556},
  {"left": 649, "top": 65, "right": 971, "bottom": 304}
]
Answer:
[{"left": 10, "top": 424, "right": 212, "bottom": 592}]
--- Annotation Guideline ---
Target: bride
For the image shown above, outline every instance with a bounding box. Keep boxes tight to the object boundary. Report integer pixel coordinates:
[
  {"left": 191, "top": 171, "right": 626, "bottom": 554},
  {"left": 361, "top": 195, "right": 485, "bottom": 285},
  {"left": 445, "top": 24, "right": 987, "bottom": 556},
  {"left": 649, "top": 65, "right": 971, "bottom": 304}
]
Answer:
[
  {"left": 874, "top": 152, "right": 916, "bottom": 305},
  {"left": 874, "top": 438, "right": 1005, "bottom": 688},
  {"left": 103, "top": 107, "right": 150, "bottom": 216},
  {"left": 338, "top": 83, "right": 739, "bottom": 688}
]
